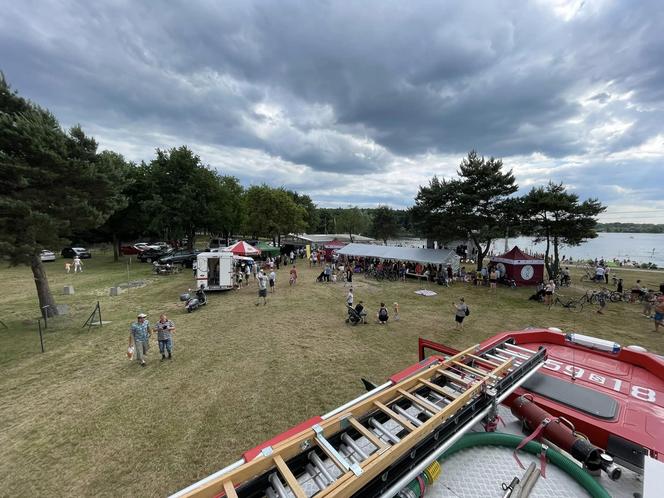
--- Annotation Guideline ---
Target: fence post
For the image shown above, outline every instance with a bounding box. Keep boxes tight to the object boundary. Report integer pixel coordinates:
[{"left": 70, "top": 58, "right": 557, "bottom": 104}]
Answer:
[
  {"left": 38, "top": 319, "right": 45, "bottom": 353},
  {"left": 41, "top": 305, "right": 50, "bottom": 329}
]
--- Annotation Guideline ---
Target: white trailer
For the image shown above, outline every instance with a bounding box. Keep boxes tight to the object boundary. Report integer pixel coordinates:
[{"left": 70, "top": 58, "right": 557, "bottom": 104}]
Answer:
[{"left": 195, "top": 252, "right": 254, "bottom": 291}]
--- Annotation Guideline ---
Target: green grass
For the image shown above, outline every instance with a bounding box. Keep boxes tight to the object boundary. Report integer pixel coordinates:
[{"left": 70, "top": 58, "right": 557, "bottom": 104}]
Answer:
[{"left": 0, "top": 253, "right": 662, "bottom": 497}]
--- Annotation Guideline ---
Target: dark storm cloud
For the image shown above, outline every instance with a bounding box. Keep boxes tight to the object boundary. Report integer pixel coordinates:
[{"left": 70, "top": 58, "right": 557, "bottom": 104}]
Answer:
[{"left": 1, "top": 0, "right": 663, "bottom": 212}]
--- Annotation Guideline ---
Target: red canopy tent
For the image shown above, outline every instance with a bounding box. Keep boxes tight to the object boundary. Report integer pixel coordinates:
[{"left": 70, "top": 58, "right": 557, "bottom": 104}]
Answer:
[
  {"left": 490, "top": 246, "right": 544, "bottom": 286},
  {"left": 320, "top": 239, "right": 347, "bottom": 262},
  {"left": 222, "top": 240, "right": 261, "bottom": 257}
]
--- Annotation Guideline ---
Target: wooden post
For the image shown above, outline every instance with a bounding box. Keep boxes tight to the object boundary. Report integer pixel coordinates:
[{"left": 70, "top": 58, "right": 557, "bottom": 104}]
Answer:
[{"left": 38, "top": 319, "right": 44, "bottom": 353}]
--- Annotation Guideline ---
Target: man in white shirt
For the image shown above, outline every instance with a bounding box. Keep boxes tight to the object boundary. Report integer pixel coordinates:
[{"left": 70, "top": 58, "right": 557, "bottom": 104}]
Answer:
[
  {"left": 595, "top": 265, "right": 605, "bottom": 282},
  {"left": 269, "top": 270, "right": 276, "bottom": 293}
]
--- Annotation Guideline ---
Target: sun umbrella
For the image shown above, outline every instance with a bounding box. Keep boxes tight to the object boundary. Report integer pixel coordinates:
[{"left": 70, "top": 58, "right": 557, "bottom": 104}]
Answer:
[{"left": 222, "top": 240, "right": 262, "bottom": 256}]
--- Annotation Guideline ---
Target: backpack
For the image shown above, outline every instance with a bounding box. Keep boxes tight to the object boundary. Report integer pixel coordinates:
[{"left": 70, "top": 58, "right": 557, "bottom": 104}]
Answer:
[
  {"left": 464, "top": 306, "right": 470, "bottom": 316},
  {"left": 379, "top": 307, "right": 388, "bottom": 319}
]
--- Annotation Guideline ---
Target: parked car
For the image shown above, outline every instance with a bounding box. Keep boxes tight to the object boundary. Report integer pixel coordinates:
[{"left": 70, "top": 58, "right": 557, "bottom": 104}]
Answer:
[
  {"left": 61, "top": 247, "right": 92, "bottom": 259},
  {"left": 158, "top": 249, "right": 200, "bottom": 267},
  {"left": 40, "top": 250, "right": 56, "bottom": 262},
  {"left": 120, "top": 244, "right": 143, "bottom": 255},
  {"left": 137, "top": 248, "right": 172, "bottom": 263}
]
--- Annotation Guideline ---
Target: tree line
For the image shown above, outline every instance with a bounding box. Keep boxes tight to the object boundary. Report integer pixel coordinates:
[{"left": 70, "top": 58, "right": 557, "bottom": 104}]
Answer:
[
  {"left": 596, "top": 223, "right": 664, "bottom": 234},
  {"left": 1, "top": 74, "right": 604, "bottom": 316}
]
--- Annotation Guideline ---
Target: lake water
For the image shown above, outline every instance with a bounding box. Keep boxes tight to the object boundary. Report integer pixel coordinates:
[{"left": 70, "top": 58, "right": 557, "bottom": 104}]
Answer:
[
  {"left": 390, "top": 233, "right": 664, "bottom": 267},
  {"left": 490, "top": 233, "right": 664, "bottom": 267}
]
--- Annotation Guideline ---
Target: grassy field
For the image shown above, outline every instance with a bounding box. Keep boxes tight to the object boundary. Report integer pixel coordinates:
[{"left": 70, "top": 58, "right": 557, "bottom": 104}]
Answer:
[{"left": 1, "top": 252, "right": 662, "bottom": 497}]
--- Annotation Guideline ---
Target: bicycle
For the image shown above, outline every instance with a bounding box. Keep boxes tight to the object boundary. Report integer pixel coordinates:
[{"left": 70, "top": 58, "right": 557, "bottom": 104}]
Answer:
[
  {"left": 579, "top": 266, "right": 595, "bottom": 283},
  {"left": 550, "top": 295, "right": 583, "bottom": 312}
]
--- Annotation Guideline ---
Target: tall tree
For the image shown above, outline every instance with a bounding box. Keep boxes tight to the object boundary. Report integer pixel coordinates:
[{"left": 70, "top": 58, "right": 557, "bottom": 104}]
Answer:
[
  {"left": 521, "top": 182, "right": 605, "bottom": 279},
  {"left": 144, "top": 147, "right": 231, "bottom": 249},
  {"left": 244, "top": 185, "right": 306, "bottom": 242},
  {"left": 287, "top": 190, "right": 318, "bottom": 233},
  {"left": 370, "top": 205, "right": 401, "bottom": 244},
  {"left": 0, "top": 74, "right": 127, "bottom": 316},
  {"left": 337, "top": 206, "right": 370, "bottom": 241},
  {"left": 412, "top": 151, "right": 518, "bottom": 270},
  {"left": 94, "top": 155, "right": 141, "bottom": 261}
]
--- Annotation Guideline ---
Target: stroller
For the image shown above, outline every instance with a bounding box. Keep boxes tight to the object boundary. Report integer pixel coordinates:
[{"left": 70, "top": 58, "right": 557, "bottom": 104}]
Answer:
[{"left": 345, "top": 305, "right": 363, "bottom": 325}]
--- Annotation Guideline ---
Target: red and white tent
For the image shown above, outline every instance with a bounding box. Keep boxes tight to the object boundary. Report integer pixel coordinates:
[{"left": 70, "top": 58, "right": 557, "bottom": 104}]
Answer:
[
  {"left": 222, "top": 240, "right": 261, "bottom": 257},
  {"left": 490, "top": 246, "right": 544, "bottom": 286}
]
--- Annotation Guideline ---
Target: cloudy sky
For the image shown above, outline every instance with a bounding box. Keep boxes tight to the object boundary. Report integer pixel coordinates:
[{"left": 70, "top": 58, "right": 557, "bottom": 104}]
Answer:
[{"left": 2, "top": 0, "right": 663, "bottom": 221}]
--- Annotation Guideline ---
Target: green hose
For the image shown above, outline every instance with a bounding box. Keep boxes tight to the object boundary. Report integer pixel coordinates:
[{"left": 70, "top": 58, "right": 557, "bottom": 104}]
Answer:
[{"left": 436, "top": 432, "right": 611, "bottom": 498}]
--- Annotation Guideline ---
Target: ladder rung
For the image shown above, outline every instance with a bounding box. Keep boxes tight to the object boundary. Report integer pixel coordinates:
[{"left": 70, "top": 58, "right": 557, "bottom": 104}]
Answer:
[
  {"left": 421, "top": 379, "right": 459, "bottom": 400},
  {"left": 273, "top": 454, "right": 307, "bottom": 498},
  {"left": 222, "top": 480, "right": 238, "bottom": 498},
  {"left": 496, "top": 347, "right": 530, "bottom": 361},
  {"left": 374, "top": 401, "right": 416, "bottom": 432},
  {"left": 398, "top": 389, "right": 440, "bottom": 414},
  {"left": 468, "top": 353, "right": 502, "bottom": 368},
  {"left": 453, "top": 361, "right": 498, "bottom": 378},
  {"left": 437, "top": 368, "right": 474, "bottom": 385},
  {"left": 347, "top": 417, "right": 388, "bottom": 450},
  {"left": 503, "top": 342, "right": 537, "bottom": 355}
]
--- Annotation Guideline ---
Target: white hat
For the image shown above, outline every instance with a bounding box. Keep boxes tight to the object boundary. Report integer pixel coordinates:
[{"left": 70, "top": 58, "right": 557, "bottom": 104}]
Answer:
[{"left": 137, "top": 313, "right": 147, "bottom": 318}]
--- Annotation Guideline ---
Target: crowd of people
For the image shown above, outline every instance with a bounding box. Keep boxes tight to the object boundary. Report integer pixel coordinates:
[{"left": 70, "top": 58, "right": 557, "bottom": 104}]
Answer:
[{"left": 127, "top": 248, "right": 664, "bottom": 368}]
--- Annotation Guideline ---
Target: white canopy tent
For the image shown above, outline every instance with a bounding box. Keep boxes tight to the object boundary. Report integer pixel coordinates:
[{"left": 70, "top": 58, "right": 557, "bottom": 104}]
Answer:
[{"left": 337, "top": 243, "right": 460, "bottom": 271}]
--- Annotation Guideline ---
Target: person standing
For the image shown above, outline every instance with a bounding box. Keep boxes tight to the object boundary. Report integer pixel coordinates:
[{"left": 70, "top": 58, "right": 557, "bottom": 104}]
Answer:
[
  {"left": 244, "top": 264, "right": 251, "bottom": 286},
  {"left": 289, "top": 265, "right": 298, "bottom": 286},
  {"left": 653, "top": 296, "right": 664, "bottom": 333},
  {"left": 489, "top": 268, "right": 497, "bottom": 292},
  {"left": 129, "top": 313, "right": 151, "bottom": 367},
  {"left": 544, "top": 280, "right": 555, "bottom": 306},
  {"left": 346, "top": 287, "right": 354, "bottom": 308},
  {"left": 73, "top": 255, "right": 83, "bottom": 273},
  {"left": 256, "top": 271, "right": 268, "bottom": 305},
  {"left": 269, "top": 269, "right": 276, "bottom": 293},
  {"left": 155, "top": 314, "right": 175, "bottom": 360},
  {"left": 453, "top": 298, "right": 469, "bottom": 330}
]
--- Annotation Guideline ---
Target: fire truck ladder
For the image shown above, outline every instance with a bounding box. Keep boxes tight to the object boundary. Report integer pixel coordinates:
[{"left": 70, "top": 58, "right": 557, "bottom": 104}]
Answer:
[{"left": 175, "top": 343, "right": 545, "bottom": 498}]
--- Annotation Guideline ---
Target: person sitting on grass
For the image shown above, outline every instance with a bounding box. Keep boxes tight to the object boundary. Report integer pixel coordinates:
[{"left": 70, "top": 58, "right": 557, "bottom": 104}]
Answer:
[{"left": 377, "top": 302, "right": 389, "bottom": 325}]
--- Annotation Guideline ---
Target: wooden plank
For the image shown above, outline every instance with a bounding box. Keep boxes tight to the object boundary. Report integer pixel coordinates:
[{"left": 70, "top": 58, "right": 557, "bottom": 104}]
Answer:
[
  {"left": 222, "top": 481, "right": 237, "bottom": 498},
  {"left": 347, "top": 417, "right": 388, "bottom": 451},
  {"left": 421, "top": 378, "right": 456, "bottom": 399},
  {"left": 274, "top": 455, "right": 307, "bottom": 498},
  {"left": 436, "top": 369, "right": 472, "bottom": 386},
  {"left": 468, "top": 353, "right": 500, "bottom": 367},
  {"left": 397, "top": 389, "right": 440, "bottom": 413},
  {"left": 374, "top": 401, "right": 416, "bottom": 432},
  {"left": 453, "top": 361, "right": 500, "bottom": 378}
]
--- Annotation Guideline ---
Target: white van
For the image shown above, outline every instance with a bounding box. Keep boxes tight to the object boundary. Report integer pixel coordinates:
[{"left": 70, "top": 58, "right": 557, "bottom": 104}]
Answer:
[{"left": 196, "top": 252, "right": 254, "bottom": 290}]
